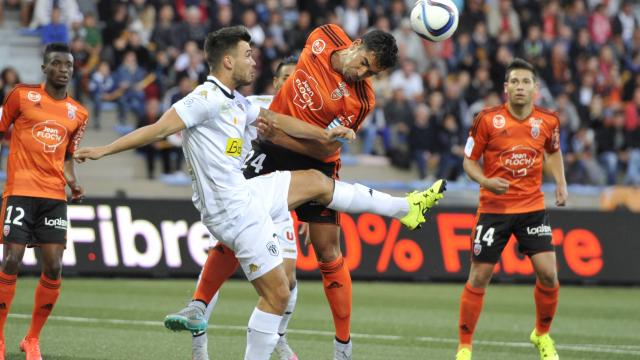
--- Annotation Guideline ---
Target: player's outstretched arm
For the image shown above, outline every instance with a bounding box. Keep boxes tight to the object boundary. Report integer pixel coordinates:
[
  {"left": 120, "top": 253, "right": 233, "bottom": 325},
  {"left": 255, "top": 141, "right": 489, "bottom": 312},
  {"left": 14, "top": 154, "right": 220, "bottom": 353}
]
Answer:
[
  {"left": 258, "top": 125, "right": 344, "bottom": 160},
  {"left": 463, "top": 157, "right": 510, "bottom": 194},
  {"left": 75, "top": 108, "right": 186, "bottom": 162},
  {"left": 257, "top": 108, "right": 355, "bottom": 142},
  {"left": 545, "top": 150, "right": 568, "bottom": 206},
  {"left": 64, "top": 153, "right": 84, "bottom": 203}
]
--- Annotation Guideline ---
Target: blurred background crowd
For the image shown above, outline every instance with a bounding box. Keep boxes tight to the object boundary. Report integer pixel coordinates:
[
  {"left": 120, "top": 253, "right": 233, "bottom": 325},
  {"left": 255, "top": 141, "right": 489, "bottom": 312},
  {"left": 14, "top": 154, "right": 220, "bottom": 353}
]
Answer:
[{"left": 0, "top": 0, "right": 640, "bottom": 186}]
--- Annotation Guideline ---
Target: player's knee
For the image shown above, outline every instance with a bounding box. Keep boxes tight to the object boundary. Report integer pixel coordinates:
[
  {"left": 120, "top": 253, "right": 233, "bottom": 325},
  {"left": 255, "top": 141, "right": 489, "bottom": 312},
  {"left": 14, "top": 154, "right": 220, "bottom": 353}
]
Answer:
[
  {"left": 42, "top": 263, "right": 62, "bottom": 280},
  {"left": 306, "top": 169, "right": 333, "bottom": 202},
  {"left": 537, "top": 270, "right": 558, "bottom": 287},
  {"left": 1, "top": 251, "right": 24, "bottom": 275},
  {"left": 269, "top": 284, "right": 291, "bottom": 314}
]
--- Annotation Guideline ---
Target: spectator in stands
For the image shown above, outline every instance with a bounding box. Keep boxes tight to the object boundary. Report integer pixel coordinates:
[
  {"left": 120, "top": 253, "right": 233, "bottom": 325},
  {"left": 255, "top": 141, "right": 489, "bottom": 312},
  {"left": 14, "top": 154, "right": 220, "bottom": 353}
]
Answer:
[
  {"left": 171, "top": 6, "right": 208, "bottom": 52},
  {"left": 30, "top": 0, "right": 82, "bottom": 30},
  {"left": 336, "top": 0, "right": 368, "bottom": 38},
  {"left": 88, "top": 61, "right": 117, "bottom": 130},
  {"left": 40, "top": 7, "right": 69, "bottom": 45},
  {"left": 390, "top": 59, "right": 424, "bottom": 102},
  {"left": 69, "top": 36, "right": 91, "bottom": 100},
  {"left": 488, "top": 0, "right": 521, "bottom": 42},
  {"left": 114, "top": 51, "right": 147, "bottom": 127},
  {"left": 569, "top": 127, "right": 606, "bottom": 185},
  {"left": 409, "top": 103, "right": 438, "bottom": 180},
  {"left": 381, "top": 88, "right": 412, "bottom": 153},
  {"left": 589, "top": 4, "right": 612, "bottom": 47},
  {"left": 128, "top": 5, "right": 155, "bottom": 46},
  {"left": 392, "top": 18, "right": 428, "bottom": 73},
  {"left": 102, "top": 2, "right": 128, "bottom": 46},
  {"left": 241, "top": 8, "right": 265, "bottom": 47},
  {"left": 613, "top": 0, "right": 639, "bottom": 47},
  {"left": 126, "top": 31, "right": 153, "bottom": 71},
  {"left": 138, "top": 98, "right": 182, "bottom": 179},
  {"left": 0, "top": 67, "right": 20, "bottom": 103},
  {"left": 151, "top": 4, "right": 177, "bottom": 55},
  {"left": 78, "top": 13, "right": 102, "bottom": 51},
  {"left": 435, "top": 113, "right": 464, "bottom": 181},
  {"left": 625, "top": 90, "right": 640, "bottom": 184},
  {"left": 285, "top": 10, "right": 313, "bottom": 52},
  {"left": 595, "top": 110, "right": 628, "bottom": 185}
]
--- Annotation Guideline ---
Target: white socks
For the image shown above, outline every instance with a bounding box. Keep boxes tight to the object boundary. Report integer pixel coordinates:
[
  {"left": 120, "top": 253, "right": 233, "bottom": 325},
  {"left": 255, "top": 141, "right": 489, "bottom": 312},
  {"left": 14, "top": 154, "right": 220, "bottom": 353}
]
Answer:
[
  {"left": 328, "top": 181, "right": 409, "bottom": 218},
  {"left": 245, "top": 307, "right": 282, "bottom": 360},
  {"left": 203, "top": 291, "right": 219, "bottom": 323},
  {"left": 278, "top": 284, "right": 297, "bottom": 335}
]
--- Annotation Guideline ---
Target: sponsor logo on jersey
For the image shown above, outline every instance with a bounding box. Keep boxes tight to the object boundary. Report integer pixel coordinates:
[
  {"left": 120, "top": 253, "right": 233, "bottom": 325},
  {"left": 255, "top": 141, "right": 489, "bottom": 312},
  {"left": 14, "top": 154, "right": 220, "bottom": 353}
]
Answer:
[
  {"left": 330, "top": 81, "right": 350, "bottom": 100},
  {"left": 529, "top": 117, "right": 543, "bottom": 139},
  {"left": 44, "top": 217, "right": 67, "bottom": 230},
  {"left": 32, "top": 120, "right": 68, "bottom": 153},
  {"left": 312, "top": 39, "right": 326, "bottom": 55},
  {"left": 66, "top": 103, "right": 77, "bottom": 119},
  {"left": 492, "top": 115, "right": 506, "bottom": 128},
  {"left": 3, "top": 225, "right": 10, "bottom": 236},
  {"left": 27, "top": 91, "right": 41, "bottom": 102},
  {"left": 473, "top": 243, "right": 482, "bottom": 255},
  {"left": 225, "top": 138, "right": 243, "bottom": 157},
  {"left": 526, "top": 224, "right": 552, "bottom": 236},
  {"left": 292, "top": 70, "right": 323, "bottom": 111},
  {"left": 500, "top": 145, "right": 537, "bottom": 177}
]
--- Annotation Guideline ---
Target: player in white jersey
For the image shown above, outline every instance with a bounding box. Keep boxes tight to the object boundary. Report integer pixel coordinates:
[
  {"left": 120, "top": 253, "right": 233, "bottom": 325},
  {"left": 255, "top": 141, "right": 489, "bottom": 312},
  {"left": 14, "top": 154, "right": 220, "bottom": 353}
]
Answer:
[
  {"left": 74, "top": 26, "right": 446, "bottom": 360},
  {"left": 191, "top": 56, "right": 300, "bottom": 360}
]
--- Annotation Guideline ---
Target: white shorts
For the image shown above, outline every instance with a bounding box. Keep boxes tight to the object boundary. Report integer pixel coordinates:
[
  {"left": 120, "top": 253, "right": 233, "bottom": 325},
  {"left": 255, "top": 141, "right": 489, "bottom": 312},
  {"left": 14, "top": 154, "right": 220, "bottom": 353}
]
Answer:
[{"left": 204, "top": 171, "right": 293, "bottom": 281}]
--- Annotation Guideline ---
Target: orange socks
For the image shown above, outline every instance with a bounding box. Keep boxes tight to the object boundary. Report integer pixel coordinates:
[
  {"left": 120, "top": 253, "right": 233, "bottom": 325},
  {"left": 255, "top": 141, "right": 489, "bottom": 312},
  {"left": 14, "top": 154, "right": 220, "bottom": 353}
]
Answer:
[
  {"left": 319, "top": 256, "right": 352, "bottom": 343},
  {"left": 0, "top": 271, "right": 17, "bottom": 339},
  {"left": 193, "top": 243, "right": 239, "bottom": 304},
  {"left": 534, "top": 281, "right": 559, "bottom": 335},
  {"left": 458, "top": 283, "right": 485, "bottom": 347},
  {"left": 26, "top": 274, "right": 61, "bottom": 339}
]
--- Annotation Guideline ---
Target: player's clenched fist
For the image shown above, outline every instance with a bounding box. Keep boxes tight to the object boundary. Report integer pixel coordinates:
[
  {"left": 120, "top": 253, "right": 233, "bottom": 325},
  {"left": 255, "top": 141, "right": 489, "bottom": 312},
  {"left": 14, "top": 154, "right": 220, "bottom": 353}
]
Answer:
[
  {"left": 74, "top": 146, "right": 109, "bottom": 162},
  {"left": 481, "top": 177, "right": 510, "bottom": 195},
  {"left": 327, "top": 126, "right": 356, "bottom": 143}
]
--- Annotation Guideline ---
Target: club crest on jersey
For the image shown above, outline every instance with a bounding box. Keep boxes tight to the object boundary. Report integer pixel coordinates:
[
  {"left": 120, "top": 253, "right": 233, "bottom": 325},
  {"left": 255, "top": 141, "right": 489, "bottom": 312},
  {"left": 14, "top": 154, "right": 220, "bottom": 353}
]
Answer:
[
  {"left": 492, "top": 115, "right": 506, "bottom": 129},
  {"left": 473, "top": 243, "right": 482, "bottom": 256},
  {"left": 27, "top": 91, "right": 41, "bottom": 102},
  {"left": 3, "top": 225, "right": 9, "bottom": 237},
  {"left": 312, "top": 39, "right": 326, "bottom": 55},
  {"left": 266, "top": 236, "right": 279, "bottom": 256},
  {"left": 66, "top": 103, "right": 77, "bottom": 119},
  {"left": 529, "top": 118, "right": 542, "bottom": 139},
  {"left": 32, "top": 120, "right": 68, "bottom": 153},
  {"left": 331, "top": 82, "right": 350, "bottom": 100}
]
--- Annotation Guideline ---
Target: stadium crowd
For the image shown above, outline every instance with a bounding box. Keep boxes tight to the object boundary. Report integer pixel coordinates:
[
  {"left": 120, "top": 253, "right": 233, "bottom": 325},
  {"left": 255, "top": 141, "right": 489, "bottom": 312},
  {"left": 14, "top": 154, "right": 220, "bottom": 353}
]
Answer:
[{"left": 1, "top": 0, "right": 640, "bottom": 185}]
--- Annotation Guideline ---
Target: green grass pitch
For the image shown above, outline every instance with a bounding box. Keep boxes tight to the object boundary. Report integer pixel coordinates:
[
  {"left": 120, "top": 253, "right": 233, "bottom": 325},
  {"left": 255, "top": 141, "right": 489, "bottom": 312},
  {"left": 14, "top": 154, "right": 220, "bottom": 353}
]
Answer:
[{"left": 3, "top": 278, "right": 639, "bottom": 359}]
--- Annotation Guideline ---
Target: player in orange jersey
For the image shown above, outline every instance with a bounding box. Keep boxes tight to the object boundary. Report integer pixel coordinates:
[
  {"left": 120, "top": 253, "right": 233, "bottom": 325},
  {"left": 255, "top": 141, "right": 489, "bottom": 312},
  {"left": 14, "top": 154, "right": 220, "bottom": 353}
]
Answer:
[
  {"left": 0, "top": 43, "right": 88, "bottom": 360},
  {"left": 166, "top": 24, "right": 443, "bottom": 360},
  {"left": 454, "top": 59, "right": 567, "bottom": 360}
]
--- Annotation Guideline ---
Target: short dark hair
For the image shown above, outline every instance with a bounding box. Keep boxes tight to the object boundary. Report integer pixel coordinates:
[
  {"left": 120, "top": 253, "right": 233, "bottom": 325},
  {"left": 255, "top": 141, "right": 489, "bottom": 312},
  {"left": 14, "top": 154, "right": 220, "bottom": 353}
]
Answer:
[
  {"left": 43, "top": 42, "right": 71, "bottom": 64},
  {"left": 505, "top": 58, "right": 537, "bottom": 82},
  {"left": 275, "top": 55, "right": 298, "bottom": 77},
  {"left": 204, "top": 26, "right": 252, "bottom": 70},
  {"left": 361, "top": 30, "right": 398, "bottom": 70}
]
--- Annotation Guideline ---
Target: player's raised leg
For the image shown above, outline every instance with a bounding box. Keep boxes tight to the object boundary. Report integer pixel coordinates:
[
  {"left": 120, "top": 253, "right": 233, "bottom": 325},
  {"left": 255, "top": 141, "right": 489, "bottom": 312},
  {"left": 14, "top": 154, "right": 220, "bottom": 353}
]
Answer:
[
  {"left": 529, "top": 251, "right": 560, "bottom": 360},
  {"left": 286, "top": 169, "right": 446, "bottom": 229}
]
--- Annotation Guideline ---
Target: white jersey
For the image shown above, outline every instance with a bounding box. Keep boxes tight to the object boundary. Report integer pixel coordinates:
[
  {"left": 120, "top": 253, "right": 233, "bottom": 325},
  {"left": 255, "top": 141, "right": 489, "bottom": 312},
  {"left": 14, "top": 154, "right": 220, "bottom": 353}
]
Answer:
[
  {"left": 243, "top": 95, "right": 273, "bottom": 158},
  {"left": 173, "top": 76, "right": 262, "bottom": 237}
]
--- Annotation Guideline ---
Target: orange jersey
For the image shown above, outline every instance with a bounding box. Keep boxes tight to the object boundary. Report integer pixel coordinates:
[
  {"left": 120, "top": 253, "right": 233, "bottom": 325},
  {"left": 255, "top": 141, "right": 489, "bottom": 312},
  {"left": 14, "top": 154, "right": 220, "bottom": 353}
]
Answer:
[
  {"left": 465, "top": 104, "right": 560, "bottom": 214},
  {"left": 0, "top": 84, "right": 88, "bottom": 201},
  {"left": 269, "top": 24, "right": 376, "bottom": 163}
]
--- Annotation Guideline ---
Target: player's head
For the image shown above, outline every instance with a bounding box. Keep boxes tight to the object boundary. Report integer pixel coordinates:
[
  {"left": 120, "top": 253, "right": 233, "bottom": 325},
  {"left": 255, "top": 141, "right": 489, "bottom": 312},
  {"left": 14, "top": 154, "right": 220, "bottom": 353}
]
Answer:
[
  {"left": 504, "top": 58, "right": 537, "bottom": 107},
  {"left": 339, "top": 30, "right": 398, "bottom": 83},
  {"left": 204, "top": 25, "right": 255, "bottom": 87},
  {"left": 42, "top": 42, "right": 74, "bottom": 89},
  {"left": 273, "top": 55, "right": 297, "bottom": 91}
]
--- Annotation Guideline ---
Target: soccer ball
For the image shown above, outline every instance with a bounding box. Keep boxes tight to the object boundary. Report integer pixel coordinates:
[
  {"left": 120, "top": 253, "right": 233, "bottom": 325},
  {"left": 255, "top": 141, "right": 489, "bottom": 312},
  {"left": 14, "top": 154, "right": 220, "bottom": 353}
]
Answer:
[{"left": 410, "top": 0, "right": 459, "bottom": 42}]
